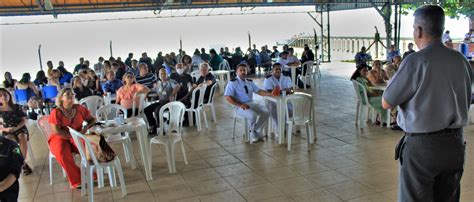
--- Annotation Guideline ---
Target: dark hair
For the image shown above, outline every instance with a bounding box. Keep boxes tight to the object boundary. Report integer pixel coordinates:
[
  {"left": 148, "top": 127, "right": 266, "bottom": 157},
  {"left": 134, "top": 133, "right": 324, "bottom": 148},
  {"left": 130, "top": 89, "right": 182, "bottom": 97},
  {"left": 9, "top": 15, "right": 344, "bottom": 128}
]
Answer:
[
  {"left": 350, "top": 64, "right": 369, "bottom": 81},
  {"left": 236, "top": 63, "right": 247, "bottom": 69},
  {"left": 181, "top": 55, "right": 192, "bottom": 64},
  {"left": 209, "top": 49, "right": 217, "bottom": 55},
  {"left": 57, "top": 66, "right": 69, "bottom": 75},
  {"left": 0, "top": 88, "right": 15, "bottom": 108},
  {"left": 273, "top": 63, "right": 282, "bottom": 68},
  {"left": 111, "top": 62, "right": 120, "bottom": 68},
  {"left": 104, "top": 60, "right": 111, "bottom": 67},
  {"left": 413, "top": 5, "right": 445, "bottom": 38},
  {"left": 19, "top": 73, "right": 31, "bottom": 84},
  {"left": 201, "top": 48, "right": 206, "bottom": 52},
  {"left": 36, "top": 70, "right": 46, "bottom": 81},
  {"left": 194, "top": 49, "right": 200, "bottom": 55}
]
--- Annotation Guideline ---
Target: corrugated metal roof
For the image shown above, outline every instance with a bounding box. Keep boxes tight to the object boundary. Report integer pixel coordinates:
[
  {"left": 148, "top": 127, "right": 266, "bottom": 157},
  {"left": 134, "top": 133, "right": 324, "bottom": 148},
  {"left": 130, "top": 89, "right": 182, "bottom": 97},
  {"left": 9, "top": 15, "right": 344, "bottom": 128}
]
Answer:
[{"left": 0, "top": 0, "right": 443, "bottom": 16}]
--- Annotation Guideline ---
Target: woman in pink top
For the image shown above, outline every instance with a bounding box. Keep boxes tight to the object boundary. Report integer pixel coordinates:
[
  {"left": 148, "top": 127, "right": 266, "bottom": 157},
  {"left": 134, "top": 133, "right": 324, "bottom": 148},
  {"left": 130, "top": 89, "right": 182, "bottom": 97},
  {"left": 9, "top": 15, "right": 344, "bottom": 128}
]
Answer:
[{"left": 115, "top": 73, "right": 150, "bottom": 117}]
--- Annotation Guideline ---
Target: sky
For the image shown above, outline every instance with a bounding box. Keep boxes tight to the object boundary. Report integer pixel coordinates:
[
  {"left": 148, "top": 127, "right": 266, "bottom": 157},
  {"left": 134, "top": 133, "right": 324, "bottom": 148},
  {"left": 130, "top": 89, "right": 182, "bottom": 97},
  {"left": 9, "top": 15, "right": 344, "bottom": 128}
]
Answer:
[{"left": 0, "top": 6, "right": 470, "bottom": 78}]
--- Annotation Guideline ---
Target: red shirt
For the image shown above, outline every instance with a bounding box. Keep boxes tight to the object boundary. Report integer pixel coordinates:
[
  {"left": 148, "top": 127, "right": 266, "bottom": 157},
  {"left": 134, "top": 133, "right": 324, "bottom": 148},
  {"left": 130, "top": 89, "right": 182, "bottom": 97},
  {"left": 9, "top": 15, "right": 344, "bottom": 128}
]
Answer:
[{"left": 48, "top": 104, "right": 91, "bottom": 139}]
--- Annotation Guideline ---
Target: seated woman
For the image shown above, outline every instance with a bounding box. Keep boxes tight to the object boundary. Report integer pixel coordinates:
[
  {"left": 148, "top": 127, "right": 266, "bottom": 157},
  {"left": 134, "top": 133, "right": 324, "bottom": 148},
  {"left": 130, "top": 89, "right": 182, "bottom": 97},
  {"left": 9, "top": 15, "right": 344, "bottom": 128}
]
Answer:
[
  {"left": 384, "top": 64, "right": 397, "bottom": 80},
  {"left": 48, "top": 88, "right": 96, "bottom": 189},
  {"left": 48, "top": 69, "right": 62, "bottom": 90},
  {"left": 3, "top": 72, "right": 17, "bottom": 91},
  {"left": 16, "top": 73, "right": 40, "bottom": 98},
  {"left": 85, "top": 69, "right": 102, "bottom": 95},
  {"left": 33, "top": 70, "right": 48, "bottom": 87},
  {"left": 0, "top": 88, "right": 33, "bottom": 175},
  {"left": 367, "top": 60, "right": 389, "bottom": 85},
  {"left": 350, "top": 64, "right": 388, "bottom": 125},
  {"left": 115, "top": 73, "right": 150, "bottom": 117},
  {"left": 72, "top": 76, "right": 93, "bottom": 101}
]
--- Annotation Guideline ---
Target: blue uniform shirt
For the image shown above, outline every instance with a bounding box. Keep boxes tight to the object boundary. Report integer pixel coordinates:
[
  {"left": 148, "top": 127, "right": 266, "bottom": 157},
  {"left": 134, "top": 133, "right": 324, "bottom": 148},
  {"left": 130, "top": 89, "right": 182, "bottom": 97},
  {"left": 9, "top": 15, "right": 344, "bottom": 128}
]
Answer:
[{"left": 224, "top": 76, "right": 261, "bottom": 103}]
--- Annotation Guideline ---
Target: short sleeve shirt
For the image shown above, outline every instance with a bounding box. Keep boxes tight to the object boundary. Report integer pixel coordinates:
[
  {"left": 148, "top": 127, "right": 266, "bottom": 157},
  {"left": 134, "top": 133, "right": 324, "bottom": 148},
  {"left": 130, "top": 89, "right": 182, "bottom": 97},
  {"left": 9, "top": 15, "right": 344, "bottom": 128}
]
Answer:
[
  {"left": 224, "top": 76, "right": 261, "bottom": 103},
  {"left": 383, "top": 41, "right": 473, "bottom": 133},
  {"left": 156, "top": 79, "right": 178, "bottom": 101},
  {"left": 263, "top": 75, "right": 292, "bottom": 91},
  {"left": 276, "top": 58, "right": 290, "bottom": 71},
  {"left": 49, "top": 104, "right": 91, "bottom": 138},
  {"left": 116, "top": 83, "right": 146, "bottom": 109}
]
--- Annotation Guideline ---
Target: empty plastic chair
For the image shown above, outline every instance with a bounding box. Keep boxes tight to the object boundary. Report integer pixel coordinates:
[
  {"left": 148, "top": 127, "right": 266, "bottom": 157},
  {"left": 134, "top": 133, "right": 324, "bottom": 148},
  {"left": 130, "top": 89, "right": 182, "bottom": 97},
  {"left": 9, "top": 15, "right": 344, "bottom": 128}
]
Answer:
[
  {"left": 218, "top": 60, "right": 231, "bottom": 71},
  {"left": 149, "top": 101, "right": 188, "bottom": 174},
  {"left": 203, "top": 82, "right": 218, "bottom": 123},
  {"left": 284, "top": 93, "right": 315, "bottom": 151},
  {"left": 42, "top": 86, "right": 59, "bottom": 100},
  {"left": 298, "top": 61, "right": 315, "bottom": 90},
  {"left": 68, "top": 127, "right": 127, "bottom": 202},
  {"left": 185, "top": 84, "right": 208, "bottom": 131},
  {"left": 79, "top": 96, "right": 104, "bottom": 117},
  {"left": 14, "top": 89, "right": 29, "bottom": 105},
  {"left": 96, "top": 104, "right": 137, "bottom": 170}
]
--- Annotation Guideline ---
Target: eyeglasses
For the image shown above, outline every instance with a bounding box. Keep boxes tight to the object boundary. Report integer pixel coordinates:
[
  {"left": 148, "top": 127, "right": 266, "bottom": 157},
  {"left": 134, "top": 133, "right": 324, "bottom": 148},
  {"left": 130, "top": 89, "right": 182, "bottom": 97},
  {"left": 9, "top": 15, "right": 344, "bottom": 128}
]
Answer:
[{"left": 244, "top": 86, "right": 249, "bottom": 94}]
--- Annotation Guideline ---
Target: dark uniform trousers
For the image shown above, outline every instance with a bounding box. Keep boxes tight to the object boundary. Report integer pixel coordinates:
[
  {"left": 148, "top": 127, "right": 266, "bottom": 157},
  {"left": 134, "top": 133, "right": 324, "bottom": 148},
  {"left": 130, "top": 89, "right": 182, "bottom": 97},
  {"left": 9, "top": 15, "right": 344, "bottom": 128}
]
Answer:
[{"left": 397, "top": 128, "right": 465, "bottom": 202}]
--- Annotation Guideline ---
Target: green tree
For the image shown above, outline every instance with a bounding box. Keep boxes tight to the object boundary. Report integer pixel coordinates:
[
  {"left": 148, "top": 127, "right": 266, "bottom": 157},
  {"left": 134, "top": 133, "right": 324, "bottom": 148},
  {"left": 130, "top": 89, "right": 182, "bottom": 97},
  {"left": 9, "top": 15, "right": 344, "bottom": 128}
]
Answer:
[{"left": 402, "top": 1, "right": 474, "bottom": 30}]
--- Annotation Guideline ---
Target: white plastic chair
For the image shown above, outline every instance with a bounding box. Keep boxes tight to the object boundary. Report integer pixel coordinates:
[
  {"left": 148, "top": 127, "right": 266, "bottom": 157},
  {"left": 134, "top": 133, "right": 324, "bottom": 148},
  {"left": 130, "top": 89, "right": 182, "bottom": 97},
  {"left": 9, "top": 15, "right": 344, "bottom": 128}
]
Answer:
[
  {"left": 314, "top": 59, "right": 322, "bottom": 78},
  {"left": 190, "top": 70, "right": 201, "bottom": 83},
  {"left": 79, "top": 96, "right": 104, "bottom": 117},
  {"left": 96, "top": 104, "right": 137, "bottom": 170},
  {"left": 285, "top": 93, "right": 315, "bottom": 151},
  {"left": 298, "top": 61, "right": 315, "bottom": 90},
  {"left": 149, "top": 101, "right": 188, "bottom": 174},
  {"left": 351, "top": 80, "right": 390, "bottom": 128},
  {"left": 68, "top": 127, "right": 127, "bottom": 202},
  {"left": 218, "top": 60, "right": 231, "bottom": 71},
  {"left": 185, "top": 84, "right": 208, "bottom": 131},
  {"left": 203, "top": 82, "right": 218, "bottom": 123},
  {"left": 232, "top": 110, "right": 251, "bottom": 143},
  {"left": 36, "top": 115, "right": 67, "bottom": 185}
]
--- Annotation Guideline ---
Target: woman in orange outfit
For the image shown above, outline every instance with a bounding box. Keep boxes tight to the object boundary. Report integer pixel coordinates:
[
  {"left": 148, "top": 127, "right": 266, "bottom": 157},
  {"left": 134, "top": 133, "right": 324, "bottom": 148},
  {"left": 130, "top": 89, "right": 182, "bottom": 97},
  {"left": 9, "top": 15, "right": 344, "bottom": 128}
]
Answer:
[{"left": 48, "top": 88, "right": 96, "bottom": 189}]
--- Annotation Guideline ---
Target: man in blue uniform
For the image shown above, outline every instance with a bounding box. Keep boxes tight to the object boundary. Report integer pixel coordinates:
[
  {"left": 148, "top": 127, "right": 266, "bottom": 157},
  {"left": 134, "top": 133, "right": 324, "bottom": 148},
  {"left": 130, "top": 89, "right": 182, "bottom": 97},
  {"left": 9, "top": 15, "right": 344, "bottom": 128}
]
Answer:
[
  {"left": 224, "top": 64, "right": 274, "bottom": 143},
  {"left": 0, "top": 136, "right": 24, "bottom": 202}
]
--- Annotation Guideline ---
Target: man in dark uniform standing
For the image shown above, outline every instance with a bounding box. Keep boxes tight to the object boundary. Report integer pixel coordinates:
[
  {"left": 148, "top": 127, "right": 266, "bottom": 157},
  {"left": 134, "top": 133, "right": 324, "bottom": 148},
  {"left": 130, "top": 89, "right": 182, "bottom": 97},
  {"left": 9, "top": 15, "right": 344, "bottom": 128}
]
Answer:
[
  {"left": 0, "top": 136, "right": 24, "bottom": 202},
  {"left": 382, "top": 5, "right": 472, "bottom": 201}
]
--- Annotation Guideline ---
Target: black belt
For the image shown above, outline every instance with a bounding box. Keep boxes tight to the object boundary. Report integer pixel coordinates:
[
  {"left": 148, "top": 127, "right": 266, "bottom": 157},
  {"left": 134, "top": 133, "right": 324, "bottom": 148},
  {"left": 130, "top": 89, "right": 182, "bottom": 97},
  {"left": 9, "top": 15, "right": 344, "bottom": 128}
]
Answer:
[{"left": 406, "top": 128, "right": 462, "bottom": 136}]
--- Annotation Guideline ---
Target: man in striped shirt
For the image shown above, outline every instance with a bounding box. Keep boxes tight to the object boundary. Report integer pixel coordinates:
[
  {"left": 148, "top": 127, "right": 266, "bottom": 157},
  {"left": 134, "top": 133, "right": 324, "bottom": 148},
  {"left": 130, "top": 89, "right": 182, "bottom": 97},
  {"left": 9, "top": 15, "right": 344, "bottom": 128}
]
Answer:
[{"left": 136, "top": 63, "right": 157, "bottom": 89}]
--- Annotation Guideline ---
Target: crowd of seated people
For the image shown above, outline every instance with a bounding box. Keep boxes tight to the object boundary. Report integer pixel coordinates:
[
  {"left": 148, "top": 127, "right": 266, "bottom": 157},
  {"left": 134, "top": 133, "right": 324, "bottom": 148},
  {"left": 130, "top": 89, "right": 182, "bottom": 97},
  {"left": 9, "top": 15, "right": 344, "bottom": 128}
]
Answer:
[{"left": 0, "top": 44, "right": 324, "bottom": 198}]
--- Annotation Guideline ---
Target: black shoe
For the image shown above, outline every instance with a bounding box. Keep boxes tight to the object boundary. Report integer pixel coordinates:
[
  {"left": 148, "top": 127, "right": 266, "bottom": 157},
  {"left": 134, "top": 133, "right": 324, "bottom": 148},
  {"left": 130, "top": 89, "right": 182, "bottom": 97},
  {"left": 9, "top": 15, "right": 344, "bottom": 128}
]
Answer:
[{"left": 391, "top": 125, "right": 403, "bottom": 131}]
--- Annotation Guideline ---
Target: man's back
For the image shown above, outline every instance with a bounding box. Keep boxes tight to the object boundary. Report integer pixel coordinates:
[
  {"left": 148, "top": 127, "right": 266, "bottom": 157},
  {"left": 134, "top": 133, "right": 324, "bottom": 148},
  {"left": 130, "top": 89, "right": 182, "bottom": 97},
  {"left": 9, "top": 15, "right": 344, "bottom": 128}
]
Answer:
[{"left": 385, "top": 41, "right": 472, "bottom": 133}]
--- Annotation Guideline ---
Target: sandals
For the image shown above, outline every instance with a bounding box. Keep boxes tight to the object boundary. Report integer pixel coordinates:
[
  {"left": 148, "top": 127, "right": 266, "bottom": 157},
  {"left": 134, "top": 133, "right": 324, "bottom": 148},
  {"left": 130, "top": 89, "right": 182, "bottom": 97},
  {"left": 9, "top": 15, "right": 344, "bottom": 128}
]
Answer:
[{"left": 22, "top": 164, "right": 33, "bottom": 175}]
